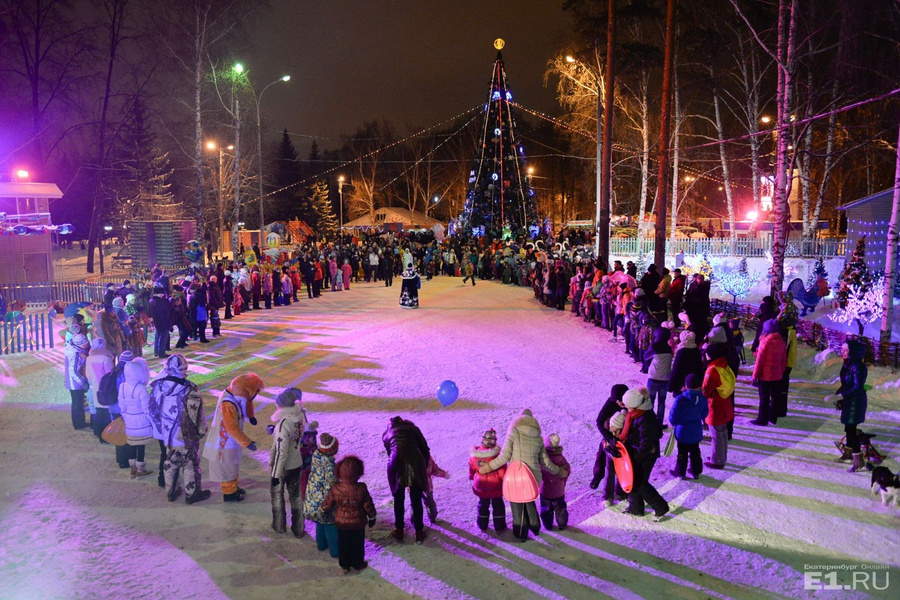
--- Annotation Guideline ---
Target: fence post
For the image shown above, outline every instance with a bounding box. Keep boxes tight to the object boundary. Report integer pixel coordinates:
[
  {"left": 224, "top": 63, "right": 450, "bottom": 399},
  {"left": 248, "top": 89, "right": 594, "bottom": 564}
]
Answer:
[{"left": 49, "top": 312, "right": 54, "bottom": 349}]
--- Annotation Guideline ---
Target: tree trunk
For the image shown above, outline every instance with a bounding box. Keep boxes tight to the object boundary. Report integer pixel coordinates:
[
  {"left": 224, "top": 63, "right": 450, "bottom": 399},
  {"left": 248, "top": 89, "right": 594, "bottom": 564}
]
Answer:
[
  {"left": 637, "top": 72, "right": 650, "bottom": 246},
  {"left": 880, "top": 121, "right": 900, "bottom": 343},
  {"left": 597, "top": 0, "right": 615, "bottom": 266},
  {"left": 231, "top": 99, "right": 241, "bottom": 258},
  {"left": 769, "top": 0, "right": 798, "bottom": 298},
  {"left": 812, "top": 81, "right": 839, "bottom": 233},
  {"left": 654, "top": 0, "right": 676, "bottom": 268},
  {"left": 713, "top": 88, "right": 736, "bottom": 240},
  {"left": 194, "top": 0, "right": 206, "bottom": 249},
  {"left": 669, "top": 79, "right": 681, "bottom": 247},
  {"left": 799, "top": 70, "right": 814, "bottom": 239}
]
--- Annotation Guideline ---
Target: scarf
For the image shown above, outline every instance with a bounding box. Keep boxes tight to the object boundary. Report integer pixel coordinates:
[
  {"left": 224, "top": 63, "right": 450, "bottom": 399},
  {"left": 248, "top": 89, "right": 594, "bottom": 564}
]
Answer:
[{"left": 619, "top": 408, "right": 648, "bottom": 442}]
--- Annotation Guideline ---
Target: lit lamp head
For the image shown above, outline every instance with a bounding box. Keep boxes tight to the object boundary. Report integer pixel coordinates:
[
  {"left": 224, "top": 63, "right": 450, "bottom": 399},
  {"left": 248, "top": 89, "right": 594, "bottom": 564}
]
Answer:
[{"left": 14, "top": 169, "right": 29, "bottom": 180}]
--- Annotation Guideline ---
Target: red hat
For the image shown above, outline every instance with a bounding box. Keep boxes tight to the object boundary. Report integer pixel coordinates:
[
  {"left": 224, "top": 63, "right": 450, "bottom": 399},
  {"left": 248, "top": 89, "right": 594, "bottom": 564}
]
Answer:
[{"left": 318, "top": 433, "right": 339, "bottom": 455}]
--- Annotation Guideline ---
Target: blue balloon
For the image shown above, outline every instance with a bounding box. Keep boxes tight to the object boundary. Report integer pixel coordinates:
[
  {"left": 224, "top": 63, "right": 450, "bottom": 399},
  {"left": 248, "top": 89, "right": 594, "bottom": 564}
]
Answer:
[{"left": 437, "top": 380, "right": 459, "bottom": 407}]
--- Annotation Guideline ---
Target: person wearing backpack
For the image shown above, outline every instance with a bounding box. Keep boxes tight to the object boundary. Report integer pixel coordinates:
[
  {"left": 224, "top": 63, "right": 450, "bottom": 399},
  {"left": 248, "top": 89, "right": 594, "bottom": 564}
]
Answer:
[{"left": 150, "top": 354, "right": 211, "bottom": 504}]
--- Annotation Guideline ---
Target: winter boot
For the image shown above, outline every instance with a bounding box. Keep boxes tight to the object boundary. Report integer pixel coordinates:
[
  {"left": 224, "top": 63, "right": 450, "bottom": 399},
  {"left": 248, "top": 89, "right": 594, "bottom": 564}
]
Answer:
[
  {"left": 290, "top": 510, "right": 305, "bottom": 538},
  {"left": 833, "top": 440, "right": 852, "bottom": 462},
  {"left": 415, "top": 530, "right": 426, "bottom": 545},
  {"left": 847, "top": 453, "right": 864, "bottom": 473},
  {"left": 224, "top": 488, "right": 246, "bottom": 502},
  {"left": 134, "top": 462, "right": 153, "bottom": 478},
  {"left": 389, "top": 529, "right": 404, "bottom": 543},
  {"left": 185, "top": 490, "right": 211, "bottom": 505},
  {"left": 271, "top": 486, "right": 286, "bottom": 533},
  {"left": 129, "top": 458, "right": 137, "bottom": 479},
  {"left": 589, "top": 475, "right": 602, "bottom": 490}
]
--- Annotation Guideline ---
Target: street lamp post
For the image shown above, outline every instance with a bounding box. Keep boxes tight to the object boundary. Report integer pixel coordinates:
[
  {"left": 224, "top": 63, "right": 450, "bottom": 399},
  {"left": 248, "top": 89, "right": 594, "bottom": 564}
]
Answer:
[
  {"left": 255, "top": 74, "right": 291, "bottom": 237},
  {"left": 337, "top": 175, "right": 346, "bottom": 230},
  {"left": 206, "top": 141, "right": 234, "bottom": 253}
]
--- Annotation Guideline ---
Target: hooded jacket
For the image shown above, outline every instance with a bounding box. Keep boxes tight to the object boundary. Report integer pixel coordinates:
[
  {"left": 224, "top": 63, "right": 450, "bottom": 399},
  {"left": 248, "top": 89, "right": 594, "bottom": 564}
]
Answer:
[
  {"left": 753, "top": 329, "right": 787, "bottom": 382},
  {"left": 647, "top": 339, "right": 673, "bottom": 382},
  {"left": 596, "top": 384, "right": 628, "bottom": 444},
  {"left": 836, "top": 340, "right": 868, "bottom": 426},
  {"left": 118, "top": 358, "right": 153, "bottom": 444},
  {"left": 269, "top": 405, "right": 307, "bottom": 478},
  {"left": 85, "top": 340, "right": 114, "bottom": 393},
  {"left": 668, "top": 389, "right": 709, "bottom": 444},
  {"left": 150, "top": 362, "right": 205, "bottom": 448},
  {"left": 702, "top": 356, "right": 736, "bottom": 426},
  {"left": 64, "top": 330, "right": 90, "bottom": 391},
  {"left": 304, "top": 450, "right": 337, "bottom": 524},
  {"left": 321, "top": 457, "right": 376, "bottom": 530},
  {"left": 669, "top": 344, "right": 703, "bottom": 394},
  {"left": 382, "top": 418, "right": 431, "bottom": 494},
  {"left": 468, "top": 445, "right": 506, "bottom": 499},
  {"left": 485, "top": 411, "right": 561, "bottom": 486}
]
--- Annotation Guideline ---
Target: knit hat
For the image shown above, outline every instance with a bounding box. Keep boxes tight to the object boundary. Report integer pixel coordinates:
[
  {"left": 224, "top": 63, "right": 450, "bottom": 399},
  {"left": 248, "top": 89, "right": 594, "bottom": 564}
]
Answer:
[
  {"left": 106, "top": 283, "right": 115, "bottom": 289},
  {"left": 112, "top": 297, "right": 124, "bottom": 309},
  {"left": 610, "top": 383, "right": 629, "bottom": 402},
  {"left": 68, "top": 322, "right": 82, "bottom": 335},
  {"left": 521, "top": 408, "right": 533, "bottom": 417},
  {"left": 713, "top": 313, "right": 726, "bottom": 326},
  {"left": 678, "top": 311, "right": 690, "bottom": 325},
  {"left": 318, "top": 433, "right": 339, "bottom": 455},
  {"left": 679, "top": 330, "right": 697, "bottom": 348},
  {"left": 119, "top": 350, "right": 134, "bottom": 363},
  {"left": 762, "top": 318, "right": 780, "bottom": 336},
  {"left": 305, "top": 420, "right": 319, "bottom": 433},
  {"left": 662, "top": 320, "right": 675, "bottom": 329},
  {"left": 623, "top": 386, "right": 651, "bottom": 410},
  {"left": 685, "top": 373, "right": 701, "bottom": 389},
  {"left": 707, "top": 327, "right": 727, "bottom": 345},
  {"left": 609, "top": 410, "right": 627, "bottom": 431},
  {"left": 547, "top": 433, "right": 560, "bottom": 448},
  {"left": 481, "top": 428, "right": 498, "bottom": 447},
  {"left": 634, "top": 288, "right": 646, "bottom": 298},
  {"left": 164, "top": 353, "right": 188, "bottom": 378},
  {"left": 123, "top": 279, "right": 131, "bottom": 286},
  {"left": 90, "top": 338, "right": 106, "bottom": 350},
  {"left": 126, "top": 293, "right": 136, "bottom": 304},
  {"left": 276, "top": 387, "right": 303, "bottom": 408}
]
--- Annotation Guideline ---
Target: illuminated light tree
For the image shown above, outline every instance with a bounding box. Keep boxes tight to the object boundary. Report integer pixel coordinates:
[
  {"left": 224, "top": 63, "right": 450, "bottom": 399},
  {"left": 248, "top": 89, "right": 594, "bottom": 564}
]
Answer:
[
  {"left": 716, "top": 258, "right": 757, "bottom": 304},
  {"left": 459, "top": 41, "right": 538, "bottom": 239},
  {"left": 830, "top": 275, "right": 884, "bottom": 337},
  {"left": 308, "top": 180, "right": 337, "bottom": 238},
  {"left": 835, "top": 236, "right": 872, "bottom": 307}
]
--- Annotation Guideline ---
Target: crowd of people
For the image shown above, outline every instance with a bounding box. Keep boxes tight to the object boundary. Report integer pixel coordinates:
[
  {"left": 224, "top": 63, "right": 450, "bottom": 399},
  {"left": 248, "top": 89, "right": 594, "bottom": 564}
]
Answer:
[{"left": 58, "top": 227, "right": 873, "bottom": 574}]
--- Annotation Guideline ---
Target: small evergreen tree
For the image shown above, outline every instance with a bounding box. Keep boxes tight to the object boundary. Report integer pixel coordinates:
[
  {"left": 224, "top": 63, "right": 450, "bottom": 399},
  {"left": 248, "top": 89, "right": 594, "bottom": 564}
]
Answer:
[
  {"left": 806, "top": 256, "right": 828, "bottom": 288},
  {"left": 308, "top": 180, "right": 337, "bottom": 238},
  {"left": 835, "top": 236, "right": 872, "bottom": 306}
]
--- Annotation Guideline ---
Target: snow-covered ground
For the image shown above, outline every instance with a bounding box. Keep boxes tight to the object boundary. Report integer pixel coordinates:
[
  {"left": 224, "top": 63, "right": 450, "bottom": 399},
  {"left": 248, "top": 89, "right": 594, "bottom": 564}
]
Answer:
[{"left": 0, "top": 276, "right": 897, "bottom": 600}]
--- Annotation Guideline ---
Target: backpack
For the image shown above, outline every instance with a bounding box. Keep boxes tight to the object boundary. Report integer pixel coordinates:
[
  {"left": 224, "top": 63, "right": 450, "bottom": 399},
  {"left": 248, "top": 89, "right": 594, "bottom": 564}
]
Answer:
[{"left": 96, "top": 365, "right": 122, "bottom": 406}]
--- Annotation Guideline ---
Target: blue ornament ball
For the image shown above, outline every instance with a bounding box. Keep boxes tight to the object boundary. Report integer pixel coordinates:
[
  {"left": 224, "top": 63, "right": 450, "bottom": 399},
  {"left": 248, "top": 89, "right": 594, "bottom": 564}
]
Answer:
[{"left": 437, "top": 380, "right": 459, "bottom": 407}]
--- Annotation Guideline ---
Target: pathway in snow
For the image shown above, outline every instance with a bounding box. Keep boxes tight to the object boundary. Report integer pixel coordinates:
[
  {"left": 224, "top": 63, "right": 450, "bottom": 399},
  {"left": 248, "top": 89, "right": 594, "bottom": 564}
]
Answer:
[{"left": 0, "top": 276, "right": 896, "bottom": 600}]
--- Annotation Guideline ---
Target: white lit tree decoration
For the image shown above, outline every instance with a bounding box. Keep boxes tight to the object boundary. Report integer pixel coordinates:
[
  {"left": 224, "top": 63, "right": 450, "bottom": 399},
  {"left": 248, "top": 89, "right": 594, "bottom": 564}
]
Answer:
[
  {"left": 716, "top": 258, "right": 757, "bottom": 304},
  {"left": 830, "top": 275, "right": 884, "bottom": 337}
]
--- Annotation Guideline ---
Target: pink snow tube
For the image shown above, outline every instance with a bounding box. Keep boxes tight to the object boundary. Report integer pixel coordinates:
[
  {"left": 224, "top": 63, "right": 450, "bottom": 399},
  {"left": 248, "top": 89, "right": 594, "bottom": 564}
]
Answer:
[{"left": 502, "top": 460, "right": 539, "bottom": 503}]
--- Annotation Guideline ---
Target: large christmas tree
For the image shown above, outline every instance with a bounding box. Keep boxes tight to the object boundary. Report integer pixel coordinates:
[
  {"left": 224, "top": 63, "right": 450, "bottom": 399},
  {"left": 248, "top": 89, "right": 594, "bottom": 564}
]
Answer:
[
  {"left": 459, "top": 41, "right": 538, "bottom": 239},
  {"left": 835, "top": 236, "right": 872, "bottom": 306}
]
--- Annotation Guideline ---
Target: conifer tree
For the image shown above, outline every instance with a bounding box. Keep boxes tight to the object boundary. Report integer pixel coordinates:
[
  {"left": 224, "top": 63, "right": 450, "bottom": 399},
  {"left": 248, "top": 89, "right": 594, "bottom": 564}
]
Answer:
[
  {"left": 269, "top": 129, "right": 303, "bottom": 223},
  {"left": 835, "top": 236, "right": 872, "bottom": 306},
  {"left": 308, "top": 180, "right": 337, "bottom": 238}
]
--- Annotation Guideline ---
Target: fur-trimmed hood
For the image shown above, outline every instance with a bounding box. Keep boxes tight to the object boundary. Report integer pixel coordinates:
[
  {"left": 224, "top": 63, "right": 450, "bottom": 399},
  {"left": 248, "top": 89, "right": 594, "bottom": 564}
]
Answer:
[
  {"left": 271, "top": 403, "right": 304, "bottom": 423},
  {"left": 470, "top": 444, "right": 501, "bottom": 459},
  {"left": 509, "top": 414, "right": 541, "bottom": 438}
]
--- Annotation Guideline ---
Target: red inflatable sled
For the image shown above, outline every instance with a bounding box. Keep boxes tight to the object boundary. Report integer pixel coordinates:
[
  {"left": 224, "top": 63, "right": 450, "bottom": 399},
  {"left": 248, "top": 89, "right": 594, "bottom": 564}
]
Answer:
[
  {"left": 502, "top": 460, "right": 539, "bottom": 503},
  {"left": 613, "top": 441, "right": 634, "bottom": 494}
]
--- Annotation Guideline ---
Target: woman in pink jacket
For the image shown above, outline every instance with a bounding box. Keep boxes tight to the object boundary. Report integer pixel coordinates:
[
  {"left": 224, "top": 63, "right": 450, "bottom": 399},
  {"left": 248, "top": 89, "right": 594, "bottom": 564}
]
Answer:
[{"left": 751, "top": 319, "right": 787, "bottom": 426}]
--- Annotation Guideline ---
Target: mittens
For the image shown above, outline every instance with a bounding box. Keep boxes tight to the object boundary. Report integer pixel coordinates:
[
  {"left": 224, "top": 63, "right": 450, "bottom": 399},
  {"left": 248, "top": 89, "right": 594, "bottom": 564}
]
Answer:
[
  {"left": 249, "top": 417, "right": 258, "bottom": 426},
  {"left": 247, "top": 442, "right": 257, "bottom": 451}
]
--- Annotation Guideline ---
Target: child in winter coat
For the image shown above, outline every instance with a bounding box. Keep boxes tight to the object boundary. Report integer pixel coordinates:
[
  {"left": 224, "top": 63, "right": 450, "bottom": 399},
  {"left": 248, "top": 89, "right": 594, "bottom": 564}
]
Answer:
[
  {"left": 751, "top": 319, "right": 787, "bottom": 426},
  {"left": 263, "top": 272, "right": 273, "bottom": 309},
  {"left": 269, "top": 388, "right": 307, "bottom": 537},
  {"left": 645, "top": 328, "right": 673, "bottom": 428},
  {"left": 539, "top": 434, "right": 571, "bottom": 530},
  {"left": 118, "top": 357, "right": 154, "bottom": 478},
  {"left": 299, "top": 421, "right": 319, "bottom": 500},
  {"left": 423, "top": 456, "right": 449, "bottom": 523},
  {"left": 321, "top": 455, "right": 377, "bottom": 573},
  {"left": 468, "top": 428, "right": 507, "bottom": 532},
  {"left": 341, "top": 260, "right": 353, "bottom": 291},
  {"left": 304, "top": 433, "right": 340, "bottom": 558},
  {"left": 667, "top": 373, "right": 709, "bottom": 479},
  {"left": 590, "top": 384, "right": 629, "bottom": 507},
  {"left": 702, "top": 345, "right": 736, "bottom": 468}
]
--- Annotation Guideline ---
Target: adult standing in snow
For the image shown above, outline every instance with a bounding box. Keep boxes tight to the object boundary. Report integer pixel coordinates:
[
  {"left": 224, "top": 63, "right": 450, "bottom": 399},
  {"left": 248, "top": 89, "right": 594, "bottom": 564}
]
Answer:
[
  {"left": 480, "top": 408, "right": 567, "bottom": 542},
  {"left": 399, "top": 262, "right": 420, "bottom": 309},
  {"left": 269, "top": 388, "right": 307, "bottom": 537},
  {"left": 203, "top": 373, "right": 264, "bottom": 502},
  {"left": 150, "top": 354, "right": 211, "bottom": 504},
  {"left": 618, "top": 388, "right": 669, "bottom": 519},
  {"left": 86, "top": 338, "right": 114, "bottom": 441},
  {"left": 751, "top": 296, "right": 777, "bottom": 352},
  {"left": 63, "top": 323, "right": 90, "bottom": 431},
  {"left": 825, "top": 340, "right": 869, "bottom": 472},
  {"left": 383, "top": 416, "right": 431, "bottom": 544},
  {"left": 751, "top": 319, "right": 787, "bottom": 426},
  {"left": 590, "top": 384, "right": 629, "bottom": 506}
]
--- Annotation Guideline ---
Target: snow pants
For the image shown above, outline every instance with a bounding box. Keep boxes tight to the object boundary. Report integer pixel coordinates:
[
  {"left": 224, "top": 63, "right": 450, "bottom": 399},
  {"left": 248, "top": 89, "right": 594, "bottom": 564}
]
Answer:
[
  {"left": 709, "top": 424, "right": 728, "bottom": 467},
  {"left": 540, "top": 495, "right": 568, "bottom": 530},
  {"left": 756, "top": 380, "right": 779, "bottom": 424},
  {"left": 315, "top": 523, "right": 339, "bottom": 557},
  {"left": 164, "top": 443, "right": 202, "bottom": 501},
  {"left": 337, "top": 528, "right": 366, "bottom": 570},
  {"left": 476, "top": 497, "right": 507, "bottom": 531},
  {"left": 627, "top": 454, "right": 668, "bottom": 515},
  {"left": 674, "top": 440, "right": 702, "bottom": 478},
  {"left": 70, "top": 389, "right": 86, "bottom": 430},
  {"left": 271, "top": 467, "right": 303, "bottom": 535},
  {"left": 510, "top": 501, "right": 540, "bottom": 540},
  {"left": 592, "top": 444, "right": 626, "bottom": 500}
]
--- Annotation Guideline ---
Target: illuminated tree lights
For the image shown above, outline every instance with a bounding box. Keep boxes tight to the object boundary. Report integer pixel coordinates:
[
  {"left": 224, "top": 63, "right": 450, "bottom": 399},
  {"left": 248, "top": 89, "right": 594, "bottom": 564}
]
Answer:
[{"left": 830, "top": 275, "right": 884, "bottom": 336}]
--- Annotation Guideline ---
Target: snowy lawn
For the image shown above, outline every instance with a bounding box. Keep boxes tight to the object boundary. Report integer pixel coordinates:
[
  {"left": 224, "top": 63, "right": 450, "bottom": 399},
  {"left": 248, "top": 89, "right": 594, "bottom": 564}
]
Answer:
[{"left": 0, "top": 276, "right": 897, "bottom": 600}]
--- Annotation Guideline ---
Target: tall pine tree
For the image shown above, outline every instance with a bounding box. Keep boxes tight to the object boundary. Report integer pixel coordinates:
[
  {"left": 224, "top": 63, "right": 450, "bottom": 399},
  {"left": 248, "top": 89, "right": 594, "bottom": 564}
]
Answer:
[
  {"left": 308, "top": 180, "right": 337, "bottom": 238},
  {"left": 269, "top": 129, "right": 304, "bottom": 223},
  {"left": 306, "top": 140, "right": 321, "bottom": 178}
]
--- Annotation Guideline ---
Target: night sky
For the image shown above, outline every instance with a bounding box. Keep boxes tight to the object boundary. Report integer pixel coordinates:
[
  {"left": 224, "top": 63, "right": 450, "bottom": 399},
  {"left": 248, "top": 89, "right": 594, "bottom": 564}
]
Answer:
[{"left": 249, "top": 1, "right": 572, "bottom": 150}]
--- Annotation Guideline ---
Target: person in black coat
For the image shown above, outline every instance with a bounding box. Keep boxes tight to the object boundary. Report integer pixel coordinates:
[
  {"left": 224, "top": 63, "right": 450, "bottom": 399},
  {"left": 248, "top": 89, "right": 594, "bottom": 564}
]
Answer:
[
  {"left": 619, "top": 388, "right": 670, "bottom": 519},
  {"left": 223, "top": 272, "right": 234, "bottom": 319},
  {"left": 669, "top": 330, "right": 703, "bottom": 396},
  {"left": 590, "top": 384, "right": 629, "bottom": 505},
  {"left": 827, "top": 340, "right": 869, "bottom": 472},
  {"left": 148, "top": 288, "right": 172, "bottom": 358},
  {"left": 382, "top": 252, "right": 394, "bottom": 287},
  {"left": 383, "top": 416, "right": 431, "bottom": 543},
  {"left": 751, "top": 296, "right": 778, "bottom": 352}
]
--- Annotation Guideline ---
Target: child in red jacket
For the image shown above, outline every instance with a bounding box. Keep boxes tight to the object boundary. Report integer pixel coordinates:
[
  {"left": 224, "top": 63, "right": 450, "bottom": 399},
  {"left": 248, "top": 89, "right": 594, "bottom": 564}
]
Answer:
[
  {"left": 540, "top": 433, "right": 571, "bottom": 530},
  {"left": 423, "top": 456, "right": 449, "bottom": 523},
  {"left": 468, "top": 428, "right": 507, "bottom": 532}
]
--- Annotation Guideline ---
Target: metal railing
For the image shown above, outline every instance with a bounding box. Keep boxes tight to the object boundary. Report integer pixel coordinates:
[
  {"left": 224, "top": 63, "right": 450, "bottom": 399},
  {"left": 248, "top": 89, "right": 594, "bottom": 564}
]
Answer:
[
  {"left": 1, "top": 312, "right": 56, "bottom": 354},
  {"left": 609, "top": 238, "right": 846, "bottom": 258},
  {"left": 1, "top": 281, "right": 107, "bottom": 306}
]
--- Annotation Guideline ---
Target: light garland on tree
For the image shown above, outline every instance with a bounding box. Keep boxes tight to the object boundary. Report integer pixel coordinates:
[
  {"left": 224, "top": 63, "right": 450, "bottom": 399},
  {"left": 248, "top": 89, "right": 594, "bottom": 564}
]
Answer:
[
  {"left": 829, "top": 275, "right": 884, "bottom": 337},
  {"left": 715, "top": 258, "right": 757, "bottom": 304}
]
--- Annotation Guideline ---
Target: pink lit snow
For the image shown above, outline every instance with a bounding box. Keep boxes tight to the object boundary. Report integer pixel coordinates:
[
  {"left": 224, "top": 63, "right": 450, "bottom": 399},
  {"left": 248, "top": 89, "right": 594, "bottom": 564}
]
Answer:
[{"left": 0, "top": 277, "right": 896, "bottom": 599}]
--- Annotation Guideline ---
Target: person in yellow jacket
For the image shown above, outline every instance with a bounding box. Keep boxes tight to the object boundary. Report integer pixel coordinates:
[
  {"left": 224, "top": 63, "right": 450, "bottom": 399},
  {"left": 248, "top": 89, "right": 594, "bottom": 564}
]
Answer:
[{"left": 203, "top": 373, "right": 264, "bottom": 502}]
